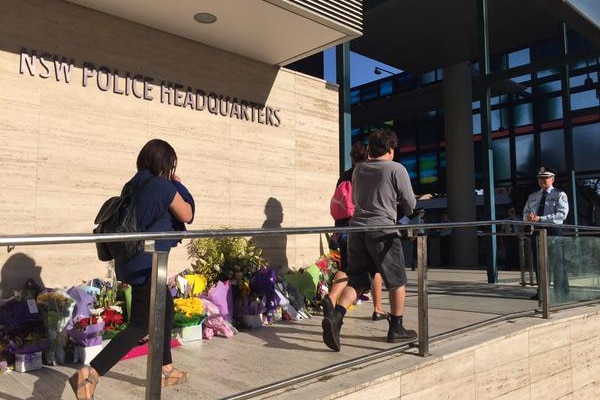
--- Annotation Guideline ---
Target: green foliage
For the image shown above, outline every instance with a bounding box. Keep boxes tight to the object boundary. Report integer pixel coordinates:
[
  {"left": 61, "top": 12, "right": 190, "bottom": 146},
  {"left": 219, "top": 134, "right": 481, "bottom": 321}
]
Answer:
[{"left": 187, "top": 232, "right": 266, "bottom": 288}]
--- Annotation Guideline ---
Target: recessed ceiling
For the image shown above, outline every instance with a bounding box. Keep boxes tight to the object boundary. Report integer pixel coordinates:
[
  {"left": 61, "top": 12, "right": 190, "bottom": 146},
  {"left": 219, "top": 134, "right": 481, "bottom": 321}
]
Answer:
[
  {"left": 353, "top": 0, "right": 600, "bottom": 74},
  {"left": 64, "top": 0, "right": 362, "bottom": 66}
]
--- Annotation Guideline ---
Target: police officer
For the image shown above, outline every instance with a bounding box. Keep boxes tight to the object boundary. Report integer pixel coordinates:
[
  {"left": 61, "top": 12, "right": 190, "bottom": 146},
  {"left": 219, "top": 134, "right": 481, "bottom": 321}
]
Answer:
[{"left": 523, "top": 167, "right": 569, "bottom": 301}]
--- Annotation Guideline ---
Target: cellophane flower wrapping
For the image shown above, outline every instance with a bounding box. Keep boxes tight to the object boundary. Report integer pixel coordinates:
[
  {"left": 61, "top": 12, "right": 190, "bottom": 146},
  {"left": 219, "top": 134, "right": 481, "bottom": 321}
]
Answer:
[
  {"left": 250, "top": 267, "right": 279, "bottom": 322},
  {"left": 36, "top": 289, "right": 74, "bottom": 365},
  {"left": 69, "top": 318, "right": 105, "bottom": 347}
]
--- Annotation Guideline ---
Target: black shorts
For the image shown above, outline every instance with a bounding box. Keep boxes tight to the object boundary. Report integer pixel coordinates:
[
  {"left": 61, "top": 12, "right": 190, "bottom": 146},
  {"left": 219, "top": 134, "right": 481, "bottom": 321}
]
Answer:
[{"left": 347, "top": 230, "right": 407, "bottom": 292}]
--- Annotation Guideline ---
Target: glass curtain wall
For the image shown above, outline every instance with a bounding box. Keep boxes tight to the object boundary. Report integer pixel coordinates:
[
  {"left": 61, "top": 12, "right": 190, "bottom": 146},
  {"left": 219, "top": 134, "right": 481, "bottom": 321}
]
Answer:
[{"left": 350, "top": 31, "right": 600, "bottom": 225}]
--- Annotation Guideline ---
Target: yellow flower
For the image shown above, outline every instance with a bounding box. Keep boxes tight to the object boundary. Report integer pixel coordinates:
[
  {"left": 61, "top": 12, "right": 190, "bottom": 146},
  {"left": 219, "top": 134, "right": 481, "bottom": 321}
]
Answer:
[
  {"left": 184, "top": 274, "right": 207, "bottom": 296},
  {"left": 174, "top": 297, "right": 204, "bottom": 318}
]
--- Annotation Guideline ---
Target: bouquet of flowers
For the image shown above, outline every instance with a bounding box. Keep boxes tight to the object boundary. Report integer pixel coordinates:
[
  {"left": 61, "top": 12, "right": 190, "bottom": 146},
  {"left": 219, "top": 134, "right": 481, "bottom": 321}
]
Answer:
[
  {"left": 36, "top": 289, "right": 74, "bottom": 365},
  {"left": 91, "top": 280, "right": 127, "bottom": 340},
  {"left": 70, "top": 314, "right": 105, "bottom": 347},
  {"left": 173, "top": 297, "right": 204, "bottom": 328}
]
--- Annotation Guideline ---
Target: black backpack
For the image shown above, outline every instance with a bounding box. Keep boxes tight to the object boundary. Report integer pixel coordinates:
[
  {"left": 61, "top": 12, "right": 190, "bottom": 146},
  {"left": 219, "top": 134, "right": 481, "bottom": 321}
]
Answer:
[{"left": 93, "top": 177, "right": 152, "bottom": 263}]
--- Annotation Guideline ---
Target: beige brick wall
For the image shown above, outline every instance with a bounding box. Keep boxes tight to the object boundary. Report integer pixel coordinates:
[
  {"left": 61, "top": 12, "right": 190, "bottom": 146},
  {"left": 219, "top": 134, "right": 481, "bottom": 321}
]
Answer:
[{"left": 0, "top": 0, "right": 339, "bottom": 292}]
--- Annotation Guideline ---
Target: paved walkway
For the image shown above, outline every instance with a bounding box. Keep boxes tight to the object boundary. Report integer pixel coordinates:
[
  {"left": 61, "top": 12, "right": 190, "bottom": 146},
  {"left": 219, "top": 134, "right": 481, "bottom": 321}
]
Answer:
[{"left": 0, "top": 269, "right": 549, "bottom": 399}]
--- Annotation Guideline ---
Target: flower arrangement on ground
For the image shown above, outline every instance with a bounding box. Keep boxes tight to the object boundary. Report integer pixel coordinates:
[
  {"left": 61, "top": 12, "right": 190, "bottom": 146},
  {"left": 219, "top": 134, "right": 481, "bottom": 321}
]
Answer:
[
  {"left": 36, "top": 289, "right": 74, "bottom": 365},
  {"left": 173, "top": 296, "right": 204, "bottom": 328},
  {"left": 187, "top": 232, "right": 266, "bottom": 289}
]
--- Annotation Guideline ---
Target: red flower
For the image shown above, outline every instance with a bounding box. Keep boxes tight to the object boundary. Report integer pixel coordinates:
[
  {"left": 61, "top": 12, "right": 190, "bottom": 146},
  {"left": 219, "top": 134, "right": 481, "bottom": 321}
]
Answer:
[
  {"left": 315, "top": 258, "right": 329, "bottom": 271},
  {"left": 75, "top": 316, "right": 99, "bottom": 330},
  {"left": 100, "top": 308, "right": 124, "bottom": 328}
]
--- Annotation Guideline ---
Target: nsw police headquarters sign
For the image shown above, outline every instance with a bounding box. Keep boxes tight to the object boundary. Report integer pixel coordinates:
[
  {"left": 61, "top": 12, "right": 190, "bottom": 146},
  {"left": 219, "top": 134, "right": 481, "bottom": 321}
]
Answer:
[{"left": 19, "top": 48, "right": 282, "bottom": 127}]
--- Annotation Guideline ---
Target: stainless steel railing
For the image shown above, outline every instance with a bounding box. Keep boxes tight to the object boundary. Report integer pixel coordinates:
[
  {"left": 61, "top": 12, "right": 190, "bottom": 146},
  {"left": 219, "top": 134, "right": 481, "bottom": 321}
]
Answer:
[{"left": 2, "top": 220, "right": 600, "bottom": 399}]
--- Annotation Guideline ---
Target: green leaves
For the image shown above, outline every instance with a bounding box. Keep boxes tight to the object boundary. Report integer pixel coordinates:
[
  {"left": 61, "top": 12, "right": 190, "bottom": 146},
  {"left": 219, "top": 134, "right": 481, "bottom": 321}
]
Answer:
[{"left": 186, "top": 231, "right": 266, "bottom": 288}]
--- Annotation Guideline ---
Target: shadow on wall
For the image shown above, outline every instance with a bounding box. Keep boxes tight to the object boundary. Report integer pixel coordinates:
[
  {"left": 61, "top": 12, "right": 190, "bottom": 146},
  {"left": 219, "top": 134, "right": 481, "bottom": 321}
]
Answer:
[
  {"left": 251, "top": 197, "right": 289, "bottom": 273},
  {"left": 0, "top": 252, "right": 44, "bottom": 299}
]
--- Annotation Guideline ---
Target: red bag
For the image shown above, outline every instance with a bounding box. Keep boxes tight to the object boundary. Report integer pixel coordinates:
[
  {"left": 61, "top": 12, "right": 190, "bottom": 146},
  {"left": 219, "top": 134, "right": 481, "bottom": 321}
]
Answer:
[{"left": 330, "top": 180, "right": 354, "bottom": 220}]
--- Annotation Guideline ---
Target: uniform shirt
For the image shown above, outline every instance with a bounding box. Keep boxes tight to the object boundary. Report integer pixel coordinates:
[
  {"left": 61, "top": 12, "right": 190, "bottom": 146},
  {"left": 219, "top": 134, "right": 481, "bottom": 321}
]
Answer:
[
  {"left": 522, "top": 186, "right": 569, "bottom": 225},
  {"left": 350, "top": 159, "right": 416, "bottom": 227}
]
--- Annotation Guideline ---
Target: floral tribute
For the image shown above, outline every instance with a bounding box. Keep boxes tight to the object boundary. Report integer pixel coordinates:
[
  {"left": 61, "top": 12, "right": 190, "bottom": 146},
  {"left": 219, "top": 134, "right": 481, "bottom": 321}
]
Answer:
[
  {"left": 35, "top": 288, "right": 74, "bottom": 365},
  {"left": 173, "top": 296, "right": 204, "bottom": 328},
  {"left": 68, "top": 280, "right": 127, "bottom": 346}
]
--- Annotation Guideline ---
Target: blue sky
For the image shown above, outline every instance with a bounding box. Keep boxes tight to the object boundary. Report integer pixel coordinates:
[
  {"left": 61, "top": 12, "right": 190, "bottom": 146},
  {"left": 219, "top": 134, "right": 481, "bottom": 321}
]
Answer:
[{"left": 323, "top": 48, "right": 402, "bottom": 87}]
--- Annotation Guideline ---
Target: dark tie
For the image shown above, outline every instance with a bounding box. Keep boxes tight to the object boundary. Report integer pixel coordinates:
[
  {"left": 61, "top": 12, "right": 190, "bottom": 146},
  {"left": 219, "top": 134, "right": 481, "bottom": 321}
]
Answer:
[{"left": 536, "top": 191, "right": 547, "bottom": 216}]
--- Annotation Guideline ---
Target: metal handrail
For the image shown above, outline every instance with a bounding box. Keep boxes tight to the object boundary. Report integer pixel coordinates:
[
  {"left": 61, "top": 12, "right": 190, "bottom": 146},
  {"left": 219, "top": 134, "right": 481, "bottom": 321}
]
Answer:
[{"left": 1, "top": 220, "right": 599, "bottom": 399}]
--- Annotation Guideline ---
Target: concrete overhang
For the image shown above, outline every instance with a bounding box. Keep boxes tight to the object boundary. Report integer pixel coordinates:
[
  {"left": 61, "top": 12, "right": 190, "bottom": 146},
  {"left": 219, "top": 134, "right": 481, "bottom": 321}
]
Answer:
[
  {"left": 63, "top": 0, "right": 363, "bottom": 66},
  {"left": 352, "top": 0, "right": 600, "bottom": 75}
]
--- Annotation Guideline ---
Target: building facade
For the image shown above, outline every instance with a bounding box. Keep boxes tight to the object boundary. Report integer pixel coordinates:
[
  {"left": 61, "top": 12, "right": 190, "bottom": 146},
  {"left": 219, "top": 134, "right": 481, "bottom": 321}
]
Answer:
[{"left": 0, "top": 0, "right": 362, "bottom": 291}]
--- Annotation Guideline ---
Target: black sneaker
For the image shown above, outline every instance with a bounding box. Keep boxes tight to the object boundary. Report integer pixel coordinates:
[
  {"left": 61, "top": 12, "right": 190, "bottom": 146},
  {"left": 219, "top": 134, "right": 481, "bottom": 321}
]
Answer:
[
  {"left": 387, "top": 325, "right": 417, "bottom": 343},
  {"left": 322, "top": 310, "right": 343, "bottom": 351},
  {"left": 322, "top": 295, "right": 334, "bottom": 318}
]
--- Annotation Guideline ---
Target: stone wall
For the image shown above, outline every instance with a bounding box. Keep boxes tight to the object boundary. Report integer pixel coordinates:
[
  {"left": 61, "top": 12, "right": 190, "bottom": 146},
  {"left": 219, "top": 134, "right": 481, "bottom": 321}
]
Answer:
[
  {"left": 0, "top": 0, "right": 339, "bottom": 292},
  {"left": 333, "top": 311, "right": 600, "bottom": 400}
]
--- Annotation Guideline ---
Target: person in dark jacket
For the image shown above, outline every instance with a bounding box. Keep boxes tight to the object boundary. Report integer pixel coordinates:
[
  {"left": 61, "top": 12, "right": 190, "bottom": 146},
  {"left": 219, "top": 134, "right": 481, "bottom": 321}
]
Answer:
[{"left": 69, "top": 139, "right": 195, "bottom": 399}]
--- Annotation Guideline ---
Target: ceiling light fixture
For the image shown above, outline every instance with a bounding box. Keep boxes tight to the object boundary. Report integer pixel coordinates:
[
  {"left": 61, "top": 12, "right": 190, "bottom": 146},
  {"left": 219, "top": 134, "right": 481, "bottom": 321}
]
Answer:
[{"left": 194, "top": 12, "right": 217, "bottom": 24}]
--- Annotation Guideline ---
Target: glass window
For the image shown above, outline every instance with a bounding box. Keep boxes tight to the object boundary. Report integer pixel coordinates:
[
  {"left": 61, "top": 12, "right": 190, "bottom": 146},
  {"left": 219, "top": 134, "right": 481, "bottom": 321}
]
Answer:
[
  {"left": 492, "top": 138, "right": 510, "bottom": 180},
  {"left": 418, "top": 120, "right": 437, "bottom": 149},
  {"left": 516, "top": 134, "right": 535, "bottom": 177},
  {"left": 508, "top": 48, "right": 531, "bottom": 68},
  {"left": 489, "top": 108, "right": 510, "bottom": 131},
  {"left": 473, "top": 113, "right": 481, "bottom": 134},
  {"left": 419, "top": 71, "right": 435, "bottom": 85},
  {"left": 397, "top": 124, "right": 417, "bottom": 153},
  {"left": 513, "top": 74, "right": 532, "bottom": 83},
  {"left": 540, "top": 129, "right": 565, "bottom": 172},
  {"left": 399, "top": 155, "right": 418, "bottom": 181},
  {"left": 571, "top": 89, "right": 599, "bottom": 111},
  {"left": 380, "top": 80, "right": 393, "bottom": 96},
  {"left": 570, "top": 71, "right": 598, "bottom": 88},
  {"left": 574, "top": 123, "right": 600, "bottom": 172},
  {"left": 350, "top": 90, "right": 360, "bottom": 105},
  {"left": 538, "top": 79, "right": 562, "bottom": 93},
  {"left": 538, "top": 95, "right": 563, "bottom": 121},
  {"left": 419, "top": 153, "right": 438, "bottom": 184},
  {"left": 361, "top": 85, "right": 378, "bottom": 101},
  {"left": 537, "top": 68, "right": 560, "bottom": 79},
  {"left": 514, "top": 102, "right": 533, "bottom": 126},
  {"left": 396, "top": 73, "right": 417, "bottom": 91}
]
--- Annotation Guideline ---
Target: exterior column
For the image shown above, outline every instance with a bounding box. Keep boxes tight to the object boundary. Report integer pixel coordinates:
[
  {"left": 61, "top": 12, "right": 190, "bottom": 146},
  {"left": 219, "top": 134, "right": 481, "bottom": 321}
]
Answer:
[
  {"left": 443, "top": 61, "right": 479, "bottom": 266},
  {"left": 336, "top": 42, "right": 352, "bottom": 173}
]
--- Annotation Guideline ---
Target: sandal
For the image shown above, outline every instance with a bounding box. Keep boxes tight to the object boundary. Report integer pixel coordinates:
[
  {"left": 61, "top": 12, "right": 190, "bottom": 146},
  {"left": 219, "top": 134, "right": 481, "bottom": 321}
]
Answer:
[
  {"left": 68, "top": 366, "right": 99, "bottom": 400},
  {"left": 161, "top": 367, "right": 189, "bottom": 387}
]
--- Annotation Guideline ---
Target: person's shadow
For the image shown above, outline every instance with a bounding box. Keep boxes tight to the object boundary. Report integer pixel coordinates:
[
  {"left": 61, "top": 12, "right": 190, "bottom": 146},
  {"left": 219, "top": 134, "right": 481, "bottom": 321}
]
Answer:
[
  {"left": 0, "top": 253, "right": 44, "bottom": 299},
  {"left": 0, "top": 253, "right": 68, "bottom": 399},
  {"left": 251, "top": 197, "right": 289, "bottom": 274}
]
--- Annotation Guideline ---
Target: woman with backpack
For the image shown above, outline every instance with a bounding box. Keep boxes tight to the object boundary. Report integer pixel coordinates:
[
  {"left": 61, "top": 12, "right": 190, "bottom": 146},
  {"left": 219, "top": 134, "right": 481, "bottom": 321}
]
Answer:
[{"left": 70, "top": 139, "right": 195, "bottom": 400}]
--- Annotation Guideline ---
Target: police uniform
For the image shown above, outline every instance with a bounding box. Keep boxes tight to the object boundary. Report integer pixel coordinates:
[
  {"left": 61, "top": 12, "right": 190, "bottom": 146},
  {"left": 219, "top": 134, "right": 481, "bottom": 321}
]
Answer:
[{"left": 523, "top": 167, "right": 570, "bottom": 301}]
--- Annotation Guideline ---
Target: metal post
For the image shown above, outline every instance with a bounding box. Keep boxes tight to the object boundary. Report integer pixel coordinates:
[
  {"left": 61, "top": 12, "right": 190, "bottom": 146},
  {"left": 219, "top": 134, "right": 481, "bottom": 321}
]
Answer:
[
  {"left": 477, "top": 0, "right": 497, "bottom": 283},
  {"left": 417, "top": 235, "right": 429, "bottom": 357},
  {"left": 518, "top": 235, "right": 525, "bottom": 286},
  {"left": 538, "top": 229, "right": 550, "bottom": 319},
  {"left": 336, "top": 41, "right": 352, "bottom": 174},
  {"left": 145, "top": 241, "right": 169, "bottom": 400}
]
